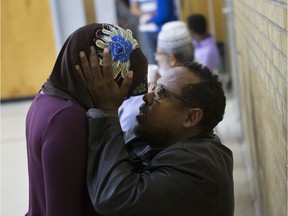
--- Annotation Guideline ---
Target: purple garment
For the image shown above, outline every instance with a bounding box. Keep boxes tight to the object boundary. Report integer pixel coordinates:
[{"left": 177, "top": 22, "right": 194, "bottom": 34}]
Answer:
[
  {"left": 25, "top": 93, "right": 97, "bottom": 216},
  {"left": 192, "top": 36, "right": 220, "bottom": 71},
  {"left": 25, "top": 23, "right": 148, "bottom": 215}
]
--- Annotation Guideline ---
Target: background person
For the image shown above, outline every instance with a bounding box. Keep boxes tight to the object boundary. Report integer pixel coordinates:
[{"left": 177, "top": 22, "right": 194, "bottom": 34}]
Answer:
[
  {"left": 25, "top": 23, "right": 147, "bottom": 216},
  {"left": 116, "top": 0, "right": 140, "bottom": 41},
  {"left": 76, "top": 49, "right": 234, "bottom": 215},
  {"left": 187, "top": 14, "right": 220, "bottom": 72},
  {"left": 150, "top": 20, "right": 194, "bottom": 86},
  {"left": 129, "top": 0, "right": 157, "bottom": 64},
  {"left": 130, "top": 0, "right": 178, "bottom": 64}
]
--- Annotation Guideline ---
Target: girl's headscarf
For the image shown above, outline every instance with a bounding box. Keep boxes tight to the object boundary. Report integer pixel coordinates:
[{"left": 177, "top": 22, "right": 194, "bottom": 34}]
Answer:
[{"left": 42, "top": 23, "right": 148, "bottom": 109}]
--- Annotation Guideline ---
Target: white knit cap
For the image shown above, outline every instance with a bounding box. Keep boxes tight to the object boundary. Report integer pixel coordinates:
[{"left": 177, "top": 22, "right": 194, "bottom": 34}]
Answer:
[{"left": 157, "top": 21, "right": 192, "bottom": 50}]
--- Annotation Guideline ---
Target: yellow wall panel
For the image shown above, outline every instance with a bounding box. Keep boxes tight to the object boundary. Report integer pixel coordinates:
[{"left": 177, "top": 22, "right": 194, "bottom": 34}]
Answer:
[
  {"left": 212, "top": 0, "right": 224, "bottom": 42},
  {"left": 2, "top": 0, "right": 56, "bottom": 100}
]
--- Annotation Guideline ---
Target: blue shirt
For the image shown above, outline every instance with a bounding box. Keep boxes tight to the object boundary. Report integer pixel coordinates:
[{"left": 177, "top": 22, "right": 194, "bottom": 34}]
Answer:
[{"left": 148, "top": 0, "right": 178, "bottom": 31}]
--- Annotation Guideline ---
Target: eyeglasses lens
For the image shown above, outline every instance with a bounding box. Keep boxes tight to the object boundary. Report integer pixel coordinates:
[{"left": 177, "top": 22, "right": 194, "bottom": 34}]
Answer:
[{"left": 153, "top": 85, "right": 165, "bottom": 101}]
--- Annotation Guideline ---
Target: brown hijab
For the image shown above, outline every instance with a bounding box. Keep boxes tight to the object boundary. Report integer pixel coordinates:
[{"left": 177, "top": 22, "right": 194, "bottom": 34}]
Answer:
[{"left": 42, "top": 23, "right": 148, "bottom": 109}]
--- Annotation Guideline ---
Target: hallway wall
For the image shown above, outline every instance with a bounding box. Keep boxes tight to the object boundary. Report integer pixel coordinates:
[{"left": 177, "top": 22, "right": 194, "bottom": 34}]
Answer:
[
  {"left": 233, "top": 0, "right": 287, "bottom": 215},
  {"left": 2, "top": 0, "right": 56, "bottom": 100},
  {"left": 2, "top": 0, "right": 89, "bottom": 100}
]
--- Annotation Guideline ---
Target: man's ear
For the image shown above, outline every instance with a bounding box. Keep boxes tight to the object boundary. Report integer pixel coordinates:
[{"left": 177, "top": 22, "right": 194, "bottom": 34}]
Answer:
[
  {"left": 183, "top": 108, "right": 203, "bottom": 128},
  {"left": 168, "top": 54, "right": 177, "bottom": 67}
]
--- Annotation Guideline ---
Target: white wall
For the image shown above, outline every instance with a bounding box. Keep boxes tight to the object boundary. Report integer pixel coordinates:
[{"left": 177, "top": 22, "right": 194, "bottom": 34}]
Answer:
[
  {"left": 93, "top": 0, "right": 117, "bottom": 24},
  {"left": 49, "top": 0, "right": 118, "bottom": 52},
  {"left": 49, "top": 0, "right": 87, "bottom": 53}
]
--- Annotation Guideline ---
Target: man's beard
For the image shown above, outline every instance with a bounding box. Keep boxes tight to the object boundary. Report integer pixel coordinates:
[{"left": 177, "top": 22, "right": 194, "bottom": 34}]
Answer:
[
  {"left": 134, "top": 124, "right": 146, "bottom": 139},
  {"left": 134, "top": 124, "right": 156, "bottom": 143},
  {"left": 158, "top": 62, "right": 171, "bottom": 77},
  {"left": 134, "top": 124, "right": 171, "bottom": 149}
]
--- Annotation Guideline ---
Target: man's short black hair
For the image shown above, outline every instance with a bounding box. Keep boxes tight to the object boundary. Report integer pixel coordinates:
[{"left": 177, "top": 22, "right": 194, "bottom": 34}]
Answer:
[
  {"left": 187, "top": 14, "right": 207, "bottom": 35},
  {"left": 181, "top": 61, "right": 226, "bottom": 132}
]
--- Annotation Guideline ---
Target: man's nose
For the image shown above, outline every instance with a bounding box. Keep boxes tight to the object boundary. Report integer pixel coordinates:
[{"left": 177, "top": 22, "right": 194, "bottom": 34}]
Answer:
[{"left": 143, "top": 92, "right": 154, "bottom": 105}]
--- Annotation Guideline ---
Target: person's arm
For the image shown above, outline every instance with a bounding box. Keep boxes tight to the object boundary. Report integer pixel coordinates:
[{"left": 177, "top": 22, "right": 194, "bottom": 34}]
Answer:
[
  {"left": 130, "top": 2, "right": 145, "bottom": 17},
  {"left": 42, "top": 105, "right": 88, "bottom": 215}
]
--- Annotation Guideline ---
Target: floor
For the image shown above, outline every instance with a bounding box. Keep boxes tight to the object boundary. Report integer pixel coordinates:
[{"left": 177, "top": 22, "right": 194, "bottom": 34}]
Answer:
[{"left": 1, "top": 95, "right": 255, "bottom": 216}]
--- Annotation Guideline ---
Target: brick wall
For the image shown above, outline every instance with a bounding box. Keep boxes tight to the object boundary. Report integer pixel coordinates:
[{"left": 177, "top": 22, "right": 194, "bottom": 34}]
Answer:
[{"left": 233, "top": 0, "right": 287, "bottom": 215}]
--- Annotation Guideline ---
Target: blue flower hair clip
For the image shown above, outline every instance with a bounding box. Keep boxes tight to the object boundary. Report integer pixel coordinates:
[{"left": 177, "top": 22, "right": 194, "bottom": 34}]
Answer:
[{"left": 95, "top": 24, "right": 139, "bottom": 79}]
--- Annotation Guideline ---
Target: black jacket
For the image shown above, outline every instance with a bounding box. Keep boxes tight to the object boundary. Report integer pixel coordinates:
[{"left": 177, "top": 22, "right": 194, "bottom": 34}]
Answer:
[{"left": 87, "top": 117, "right": 234, "bottom": 216}]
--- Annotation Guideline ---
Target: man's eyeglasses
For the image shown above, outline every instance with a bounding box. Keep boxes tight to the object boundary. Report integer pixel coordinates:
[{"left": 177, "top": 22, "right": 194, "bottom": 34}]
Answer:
[{"left": 151, "top": 84, "right": 196, "bottom": 106}]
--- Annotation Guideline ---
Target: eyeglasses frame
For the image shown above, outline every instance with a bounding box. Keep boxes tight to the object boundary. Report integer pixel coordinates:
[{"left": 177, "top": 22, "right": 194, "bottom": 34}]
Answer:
[{"left": 152, "top": 84, "right": 196, "bottom": 107}]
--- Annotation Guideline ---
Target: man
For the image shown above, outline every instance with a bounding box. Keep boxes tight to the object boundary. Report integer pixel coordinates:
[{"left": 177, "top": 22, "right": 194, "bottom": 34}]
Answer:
[
  {"left": 187, "top": 14, "right": 220, "bottom": 72},
  {"left": 119, "top": 20, "right": 194, "bottom": 131},
  {"left": 151, "top": 20, "right": 194, "bottom": 85},
  {"left": 76, "top": 47, "right": 234, "bottom": 215}
]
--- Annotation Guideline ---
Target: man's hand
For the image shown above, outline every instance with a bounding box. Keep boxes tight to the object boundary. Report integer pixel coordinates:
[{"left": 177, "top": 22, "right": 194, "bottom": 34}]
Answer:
[{"left": 75, "top": 46, "right": 133, "bottom": 116}]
